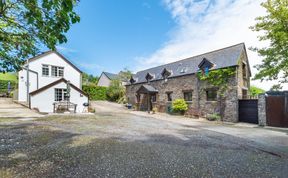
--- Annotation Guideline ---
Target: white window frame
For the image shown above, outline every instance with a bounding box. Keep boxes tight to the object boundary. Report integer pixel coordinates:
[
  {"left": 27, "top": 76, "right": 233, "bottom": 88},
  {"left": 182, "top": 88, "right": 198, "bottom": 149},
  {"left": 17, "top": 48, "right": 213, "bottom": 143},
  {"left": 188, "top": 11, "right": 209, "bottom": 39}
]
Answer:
[
  {"left": 54, "top": 88, "right": 68, "bottom": 101},
  {"left": 51, "top": 66, "right": 64, "bottom": 77},
  {"left": 42, "top": 64, "right": 49, "bottom": 76}
]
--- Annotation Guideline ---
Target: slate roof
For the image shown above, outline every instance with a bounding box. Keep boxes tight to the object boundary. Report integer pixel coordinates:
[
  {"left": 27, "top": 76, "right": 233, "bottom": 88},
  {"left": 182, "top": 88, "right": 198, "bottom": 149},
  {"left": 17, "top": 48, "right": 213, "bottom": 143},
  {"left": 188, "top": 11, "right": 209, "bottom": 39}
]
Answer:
[
  {"left": 129, "top": 43, "right": 247, "bottom": 85},
  {"left": 137, "top": 84, "right": 158, "bottom": 94},
  {"left": 103, "top": 72, "right": 118, "bottom": 80}
]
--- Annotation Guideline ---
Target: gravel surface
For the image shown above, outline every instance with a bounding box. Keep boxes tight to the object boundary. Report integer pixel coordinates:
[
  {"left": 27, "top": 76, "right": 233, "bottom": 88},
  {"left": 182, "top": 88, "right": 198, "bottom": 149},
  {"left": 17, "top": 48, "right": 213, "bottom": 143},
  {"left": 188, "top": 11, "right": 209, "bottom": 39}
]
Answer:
[{"left": 0, "top": 111, "right": 288, "bottom": 177}]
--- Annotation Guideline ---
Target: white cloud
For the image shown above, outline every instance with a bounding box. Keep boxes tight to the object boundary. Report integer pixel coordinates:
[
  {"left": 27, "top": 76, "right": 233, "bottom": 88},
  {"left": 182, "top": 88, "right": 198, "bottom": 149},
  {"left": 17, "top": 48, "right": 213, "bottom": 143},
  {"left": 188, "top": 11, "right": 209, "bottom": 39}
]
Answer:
[
  {"left": 56, "top": 46, "right": 77, "bottom": 53},
  {"left": 135, "top": 0, "right": 286, "bottom": 90}
]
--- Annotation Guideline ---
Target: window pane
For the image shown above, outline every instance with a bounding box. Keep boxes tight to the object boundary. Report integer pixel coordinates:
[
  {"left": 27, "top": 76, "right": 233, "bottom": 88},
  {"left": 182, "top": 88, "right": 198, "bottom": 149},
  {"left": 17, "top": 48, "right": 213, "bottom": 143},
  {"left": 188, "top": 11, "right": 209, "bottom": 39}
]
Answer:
[
  {"left": 184, "top": 92, "right": 192, "bottom": 101},
  {"left": 167, "top": 93, "right": 172, "bottom": 101},
  {"left": 206, "top": 90, "right": 217, "bottom": 101},
  {"left": 52, "top": 66, "right": 57, "bottom": 77},
  {"left": 55, "top": 89, "right": 63, "bottom": 101},
  {"left": 42, "top": 65, "right": 49, "bottom": 76},
  {"left": 59, "top": 67, "right": 64, "bottom": 77}
]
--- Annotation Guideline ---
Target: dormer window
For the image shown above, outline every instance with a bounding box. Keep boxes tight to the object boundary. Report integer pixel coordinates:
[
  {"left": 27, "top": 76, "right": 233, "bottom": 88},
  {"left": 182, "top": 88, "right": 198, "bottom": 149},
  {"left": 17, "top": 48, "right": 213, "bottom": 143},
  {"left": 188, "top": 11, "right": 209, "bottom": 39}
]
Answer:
[
  {"left": 198, "top": 58, "right": 214, "bottom": 76},
  {"left": 130, "top": 76, "right": 136, "bottom": 84},
  {"left": 145, "top": 72, "right": 153, "bottom": 82},
  {"left": 161, "top": 68, "right": 171, "bottom": 79}
]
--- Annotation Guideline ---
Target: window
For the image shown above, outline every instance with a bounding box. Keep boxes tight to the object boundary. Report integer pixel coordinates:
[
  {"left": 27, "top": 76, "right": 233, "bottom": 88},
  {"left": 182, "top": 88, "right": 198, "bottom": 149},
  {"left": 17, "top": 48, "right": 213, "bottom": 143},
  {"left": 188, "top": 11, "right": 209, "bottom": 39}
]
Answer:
[
  {"left": 206, "top": 90, "right": 217, "bottom": 101},
  {"left": 183, "top": 91, "right": 192, "bottom": 101},
  {"left": 151, "top": 94, "right": 157, "bottom": 102},
  {"left": 55, "top": 88, "right": 68, "bottom": 101},
  {"left": 42, "top": 65, "right": 49, "bottom": 76},
  {"left": 167, "top": 92, "right": 172, "bottom": 102},
  {"left": 52, "top": 66, "right": 64, "bottom": 77}
]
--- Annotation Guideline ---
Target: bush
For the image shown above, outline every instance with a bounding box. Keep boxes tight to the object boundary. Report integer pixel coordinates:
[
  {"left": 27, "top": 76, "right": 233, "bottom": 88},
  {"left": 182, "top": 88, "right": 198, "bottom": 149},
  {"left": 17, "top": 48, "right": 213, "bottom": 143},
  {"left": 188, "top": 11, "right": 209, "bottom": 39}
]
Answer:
[
  {"left": 206, "top": 113, "right": 221, "bottom": 121},
  {"left": 0, "top": 80, "right": 16, "bottom": 95},
  {"left": 172, "top": 99, "right": 188, "bottom": 114},
  {"left": 106, "top": 79, "right": 125, "bottom": 102},
  {"left": 82, "top": 85, "right": 107, "bottom": 100}
]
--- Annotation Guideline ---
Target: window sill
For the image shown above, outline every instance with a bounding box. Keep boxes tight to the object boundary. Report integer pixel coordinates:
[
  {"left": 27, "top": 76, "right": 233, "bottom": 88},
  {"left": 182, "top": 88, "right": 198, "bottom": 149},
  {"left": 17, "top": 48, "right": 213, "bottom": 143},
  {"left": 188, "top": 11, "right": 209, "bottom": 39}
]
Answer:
[{"left": 185, "top": 101, "right": 193, "bottom": 104}]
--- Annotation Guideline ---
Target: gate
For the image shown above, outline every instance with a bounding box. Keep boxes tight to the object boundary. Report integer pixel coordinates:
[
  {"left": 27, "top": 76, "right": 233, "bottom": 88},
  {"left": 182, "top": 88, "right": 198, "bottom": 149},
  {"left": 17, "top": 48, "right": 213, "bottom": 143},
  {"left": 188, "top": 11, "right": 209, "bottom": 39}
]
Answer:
[
  {"left": 238, "top": 99, "right": 258, "bottom": 124},
  {"left": 266, "top": 95, "right": 288, "bottom": 127}
]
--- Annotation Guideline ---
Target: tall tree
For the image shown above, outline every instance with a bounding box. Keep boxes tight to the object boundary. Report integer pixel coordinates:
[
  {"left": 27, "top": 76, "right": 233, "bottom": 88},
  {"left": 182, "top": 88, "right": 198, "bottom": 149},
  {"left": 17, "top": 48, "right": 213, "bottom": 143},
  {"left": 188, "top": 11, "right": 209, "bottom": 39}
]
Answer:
[
  {"left": 0, "top": 0, "right": 80, "bottom": 72},
  {"left": 250, "top": 0, "right": 288, "bottom": 86}
]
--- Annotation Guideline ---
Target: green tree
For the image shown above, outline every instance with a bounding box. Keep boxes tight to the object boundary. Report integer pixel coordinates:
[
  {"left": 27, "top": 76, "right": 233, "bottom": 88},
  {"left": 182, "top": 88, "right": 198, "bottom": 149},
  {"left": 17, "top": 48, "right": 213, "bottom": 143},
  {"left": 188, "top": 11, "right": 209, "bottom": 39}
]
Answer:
[
  {"left": 250, "top": 0, "right": 288, "bottom": 87},
  {"left": 82, "top": 72, "right": 99, "bottom": 85},
  {"left": 0, "top": 0, "right": 80, "bottom": 72},
  {"left": 117, "top": 68, "right": 133, "bottom": 82},
  {"left": 249, "top": 86, "right": 265, "bottom": 97},
  {"left": 106, "top": 79, "right": 125, "bottom": 102}
]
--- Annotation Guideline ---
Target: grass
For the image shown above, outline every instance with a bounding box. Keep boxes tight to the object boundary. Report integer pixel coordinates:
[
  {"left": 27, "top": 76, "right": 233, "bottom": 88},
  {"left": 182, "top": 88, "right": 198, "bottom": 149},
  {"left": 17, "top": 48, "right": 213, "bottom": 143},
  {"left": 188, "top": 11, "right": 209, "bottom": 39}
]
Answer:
[{"left": 0, "top": 72, "right": 17, "bottom": 81}]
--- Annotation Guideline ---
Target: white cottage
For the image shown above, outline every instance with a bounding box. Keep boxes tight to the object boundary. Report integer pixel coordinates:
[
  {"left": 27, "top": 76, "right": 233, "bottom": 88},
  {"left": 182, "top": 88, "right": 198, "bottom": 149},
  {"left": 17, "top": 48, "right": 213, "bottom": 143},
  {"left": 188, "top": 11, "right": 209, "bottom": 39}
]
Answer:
[{"left": 18, "top": 51, "right": 88, "bottom": 113}]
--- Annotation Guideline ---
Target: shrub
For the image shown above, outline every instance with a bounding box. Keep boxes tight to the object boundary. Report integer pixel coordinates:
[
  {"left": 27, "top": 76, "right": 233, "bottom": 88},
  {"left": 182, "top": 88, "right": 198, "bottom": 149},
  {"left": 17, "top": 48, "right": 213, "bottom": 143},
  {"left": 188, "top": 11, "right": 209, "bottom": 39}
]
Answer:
[
  {"left": 0, "top": 80, "right": 16, "bottom": 95},
  {"left": 172, "top": 99, "right": 188, "bottom": 114},
  {"left": 82, "top": 85, "right": 107, "bottom": 100},
  {"left": 206, "top": 113, "right": 221, "bottom": 121},
  {"left": 106, "top": 79, "right": 125, "bottom": 102}
]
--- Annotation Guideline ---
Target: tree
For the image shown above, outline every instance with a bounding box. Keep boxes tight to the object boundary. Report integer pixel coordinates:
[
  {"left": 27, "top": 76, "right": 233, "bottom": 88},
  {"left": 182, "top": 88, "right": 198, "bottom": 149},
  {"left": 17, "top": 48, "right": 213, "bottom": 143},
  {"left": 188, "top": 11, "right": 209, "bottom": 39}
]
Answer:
[
  {"left": 249, "top": 86, "right": 265, "bottom": 97},
  {"left": 106, "top": 79, "right": 125, "bottom": 102},
  {"left": 0, "top": 0, "right": 80, "bottom": 72},
  {"left": 250, "top": 0, "right": 288, "bottom": 87},
  {"left": 117, "top": 68, "right": 133, "bottom": 82},
  {"left": 82, "top": 72, "right": 99, "bottom": 85}
]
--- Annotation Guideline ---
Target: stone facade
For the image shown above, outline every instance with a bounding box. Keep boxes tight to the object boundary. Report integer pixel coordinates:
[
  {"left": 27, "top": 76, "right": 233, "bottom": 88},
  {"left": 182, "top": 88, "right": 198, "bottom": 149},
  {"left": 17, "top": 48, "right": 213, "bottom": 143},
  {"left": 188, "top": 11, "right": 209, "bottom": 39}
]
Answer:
[
  {"left": 126, "top": 45, "right": 251, "bottom": 123},
  {"left": 258, "top": 94, "right": 267, "bottom": 126},
  {"left": 126, "top": 67, "right": 246, "bottom": 122}
]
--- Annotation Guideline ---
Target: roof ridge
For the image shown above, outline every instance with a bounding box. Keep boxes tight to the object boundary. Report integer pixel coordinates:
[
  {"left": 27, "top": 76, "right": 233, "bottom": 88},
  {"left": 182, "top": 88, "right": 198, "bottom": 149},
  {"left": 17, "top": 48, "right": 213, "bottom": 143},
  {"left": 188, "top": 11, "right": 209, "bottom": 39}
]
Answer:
[{"left": 135, "top": 43, "right": 245, "bottom": 74}]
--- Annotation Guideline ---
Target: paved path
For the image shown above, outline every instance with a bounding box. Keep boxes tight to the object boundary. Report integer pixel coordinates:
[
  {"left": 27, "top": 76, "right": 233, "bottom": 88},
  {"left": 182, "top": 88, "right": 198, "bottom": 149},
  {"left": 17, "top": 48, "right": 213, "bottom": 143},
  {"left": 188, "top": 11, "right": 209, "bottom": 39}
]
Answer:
[{"left": 0, "top": 98, "right": 43, "bottom": 118}]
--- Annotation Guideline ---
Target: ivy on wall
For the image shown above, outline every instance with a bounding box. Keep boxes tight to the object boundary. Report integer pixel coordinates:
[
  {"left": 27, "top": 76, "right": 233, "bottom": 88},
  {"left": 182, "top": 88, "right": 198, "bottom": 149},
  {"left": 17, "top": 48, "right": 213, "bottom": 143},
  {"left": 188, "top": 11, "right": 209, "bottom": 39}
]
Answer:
[{"left": 197, "top": 67, "right": 236, "bottom": 119}]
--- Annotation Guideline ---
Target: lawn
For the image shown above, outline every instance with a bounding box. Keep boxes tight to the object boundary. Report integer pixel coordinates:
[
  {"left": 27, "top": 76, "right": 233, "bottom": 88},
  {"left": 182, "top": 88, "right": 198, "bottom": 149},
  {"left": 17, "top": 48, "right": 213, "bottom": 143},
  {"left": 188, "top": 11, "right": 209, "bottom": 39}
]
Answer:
[{"left": 0, "top": 73, "right": 17, "bottom": 81}]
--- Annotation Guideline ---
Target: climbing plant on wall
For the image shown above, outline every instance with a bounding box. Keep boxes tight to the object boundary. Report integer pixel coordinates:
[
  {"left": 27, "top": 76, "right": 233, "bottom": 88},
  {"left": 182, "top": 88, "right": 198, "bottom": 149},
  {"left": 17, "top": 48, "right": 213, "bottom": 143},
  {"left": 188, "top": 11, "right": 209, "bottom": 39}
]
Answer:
[{"left": 197, "top": 67, "right": 236, "bottom": 120}]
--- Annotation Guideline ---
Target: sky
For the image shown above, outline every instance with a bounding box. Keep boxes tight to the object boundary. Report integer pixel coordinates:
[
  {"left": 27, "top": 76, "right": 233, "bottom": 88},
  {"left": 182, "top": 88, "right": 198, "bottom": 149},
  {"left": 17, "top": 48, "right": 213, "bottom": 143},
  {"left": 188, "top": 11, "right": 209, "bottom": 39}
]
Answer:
[{"left": 56, "top": 0, "right": 287, "bottom": 90}]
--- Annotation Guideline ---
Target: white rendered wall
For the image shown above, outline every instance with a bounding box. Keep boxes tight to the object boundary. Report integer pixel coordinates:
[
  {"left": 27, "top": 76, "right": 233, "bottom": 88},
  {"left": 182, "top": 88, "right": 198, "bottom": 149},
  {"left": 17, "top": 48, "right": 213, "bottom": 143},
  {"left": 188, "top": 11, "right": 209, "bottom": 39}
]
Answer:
[
  {"left": 18, "top": 69, "right": 38, "bottom": 102},
  {"left": 30, "top": 82, "right": 88, "bottom": 113},
  {"left": 25, "top": 53, "right": 81, "bottom": 89}
]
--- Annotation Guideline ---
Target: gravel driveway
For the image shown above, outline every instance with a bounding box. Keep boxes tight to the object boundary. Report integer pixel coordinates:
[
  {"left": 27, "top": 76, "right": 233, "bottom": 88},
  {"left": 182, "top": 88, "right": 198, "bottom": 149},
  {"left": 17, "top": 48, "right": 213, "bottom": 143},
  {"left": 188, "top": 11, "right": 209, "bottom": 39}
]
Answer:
[{"left": 0, "top": 102, "right": 287, "bottom": 177}]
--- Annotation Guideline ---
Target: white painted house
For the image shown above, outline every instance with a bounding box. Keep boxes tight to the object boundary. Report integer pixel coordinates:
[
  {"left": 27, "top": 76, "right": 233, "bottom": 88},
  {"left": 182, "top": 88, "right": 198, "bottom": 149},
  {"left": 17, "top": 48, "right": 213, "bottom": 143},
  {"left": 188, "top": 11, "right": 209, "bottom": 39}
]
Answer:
[{"left": 18, "top": 51, "right": 88, "bottom": 113}]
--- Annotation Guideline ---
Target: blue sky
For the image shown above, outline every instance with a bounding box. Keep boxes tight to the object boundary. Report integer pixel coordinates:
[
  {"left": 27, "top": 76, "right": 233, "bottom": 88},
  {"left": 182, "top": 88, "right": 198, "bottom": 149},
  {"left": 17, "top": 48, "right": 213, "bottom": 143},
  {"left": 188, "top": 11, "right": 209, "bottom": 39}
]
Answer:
[
  {"left": 57, "top": 0, "right": 174, "bottom": 76},
  {"left": 56, "top": 0, "right": 285, "bottom": 90}
]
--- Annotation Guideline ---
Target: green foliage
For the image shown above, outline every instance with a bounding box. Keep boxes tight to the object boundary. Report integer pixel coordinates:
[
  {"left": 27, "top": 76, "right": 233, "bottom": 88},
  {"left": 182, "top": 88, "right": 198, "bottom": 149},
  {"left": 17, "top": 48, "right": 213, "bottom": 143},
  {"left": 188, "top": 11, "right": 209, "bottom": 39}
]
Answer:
[
  {"left": 250, "top": 0, "right": 288, "bottom": 86},
  {"left": 82, "top": 73, "right": 99, "bottom": 85},
  {"left": 117, "top": 68, "right": 133, "bottom": 82},
  {"left": 206, "top": 113, "right": 221, "bottom": 121},
  {"left": 82, "top": 85, "right": 107, "bottom": 101},
  {"left": 0, "top": 80, "right": 16, "bottom": 94},
  {"left": 0, "top": 0, "right": 80, "bottom": 72},
  {"left": 270, "top": 84, "right": 283, "bottom": 91},
  {"left": 0, "top": 73, "right": 17, "bottom": 81},
  {"left": 249, "top": 86, "right": 265, "bottom": 97},
  {"left": 197, "top": 68, "right": 236, "bottom": 95},
  {"left": 106, "top": 79, "right": 125, "bottom": 102},
  {"left": 172, "top": 99, "right": 188, "bottom": 113}
]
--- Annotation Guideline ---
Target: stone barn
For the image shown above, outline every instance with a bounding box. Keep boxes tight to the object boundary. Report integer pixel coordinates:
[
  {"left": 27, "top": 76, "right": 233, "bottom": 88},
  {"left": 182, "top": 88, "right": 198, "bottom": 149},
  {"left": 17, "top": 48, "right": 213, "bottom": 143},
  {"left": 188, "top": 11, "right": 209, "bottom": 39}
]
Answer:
[{"left": 125, "top": 43, "right": 251, "bottom": 122}]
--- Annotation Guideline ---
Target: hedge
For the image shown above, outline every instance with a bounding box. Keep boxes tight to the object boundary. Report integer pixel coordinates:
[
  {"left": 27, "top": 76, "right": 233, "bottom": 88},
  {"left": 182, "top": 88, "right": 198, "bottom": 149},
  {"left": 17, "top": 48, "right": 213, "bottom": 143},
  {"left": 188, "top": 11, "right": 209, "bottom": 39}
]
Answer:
[
  {"left": 82, "top": 85, "right": 107, "bottom": 100},
  {"left": 0, "top": 80, "right": 16, "bottom": 94}
]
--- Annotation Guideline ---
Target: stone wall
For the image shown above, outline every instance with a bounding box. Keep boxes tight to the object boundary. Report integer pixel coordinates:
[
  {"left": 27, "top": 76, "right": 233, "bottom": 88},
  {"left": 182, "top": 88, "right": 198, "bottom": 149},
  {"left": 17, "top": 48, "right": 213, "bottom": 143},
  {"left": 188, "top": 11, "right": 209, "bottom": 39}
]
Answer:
[
  {"left": 258, "top": 94, "right": 267, "bottom": 126},
  {"left": 126, "top": 69, "right": 240, "bottom": 122}
]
